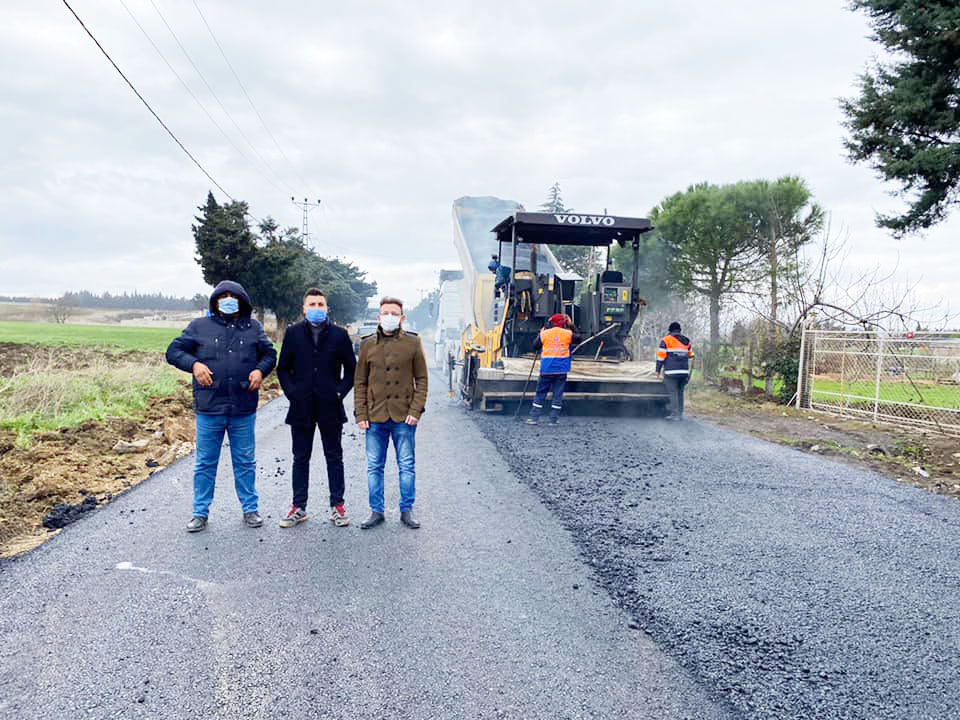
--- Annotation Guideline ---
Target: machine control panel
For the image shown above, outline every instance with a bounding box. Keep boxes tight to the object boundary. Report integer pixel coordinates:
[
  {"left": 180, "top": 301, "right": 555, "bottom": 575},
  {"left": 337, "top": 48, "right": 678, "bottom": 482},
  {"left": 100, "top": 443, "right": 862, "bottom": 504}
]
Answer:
[{"left": 600, "top": 284, "right": 631, "bottom": 320}]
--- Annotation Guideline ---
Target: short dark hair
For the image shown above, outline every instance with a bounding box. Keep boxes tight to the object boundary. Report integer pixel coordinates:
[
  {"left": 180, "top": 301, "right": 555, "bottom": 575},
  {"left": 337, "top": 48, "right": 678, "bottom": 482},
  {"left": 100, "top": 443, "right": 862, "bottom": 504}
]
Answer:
[
  {"left": 379, "top": 296, "right": 404, "bottom": 311},
  {"left": 668, "top": 321, "right": 682, "bottom": 333},
  {"left": 304, "top": 288, "right": 326, "bottom": 302}
]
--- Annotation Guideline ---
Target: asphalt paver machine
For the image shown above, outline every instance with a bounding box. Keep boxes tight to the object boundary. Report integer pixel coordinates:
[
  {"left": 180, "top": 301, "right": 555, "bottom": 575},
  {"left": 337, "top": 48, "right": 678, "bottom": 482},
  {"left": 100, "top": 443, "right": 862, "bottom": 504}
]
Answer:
[{"left": 451, "top": 196, "right": 669, "bottom": 413}]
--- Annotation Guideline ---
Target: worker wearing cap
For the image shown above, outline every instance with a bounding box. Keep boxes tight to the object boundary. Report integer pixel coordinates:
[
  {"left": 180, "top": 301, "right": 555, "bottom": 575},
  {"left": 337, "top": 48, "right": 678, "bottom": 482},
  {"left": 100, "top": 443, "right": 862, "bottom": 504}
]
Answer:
[
  {"left": 656, "top": 321, "right": 694, "bottom": 420},
  {"left": 526, "top": 313, "right": 580, "bottom": 425}
]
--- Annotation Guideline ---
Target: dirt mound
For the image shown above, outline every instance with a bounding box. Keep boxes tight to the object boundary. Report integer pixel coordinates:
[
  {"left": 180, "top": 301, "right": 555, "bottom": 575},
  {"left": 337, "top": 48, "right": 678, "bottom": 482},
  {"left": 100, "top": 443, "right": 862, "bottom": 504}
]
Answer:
[{"left": 0, "top": 372, "right": 282, "bottom": 557}]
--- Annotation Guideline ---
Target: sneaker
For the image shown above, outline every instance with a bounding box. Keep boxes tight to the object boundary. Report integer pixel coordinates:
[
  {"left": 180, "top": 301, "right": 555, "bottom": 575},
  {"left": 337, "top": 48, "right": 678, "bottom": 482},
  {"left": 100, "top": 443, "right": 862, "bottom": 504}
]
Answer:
[
  {"left": 329, "top": 503, "right": 350, "bottom": 527},
  {"left": 185, "top": 516, "right": 207, "bottom": 533},
  {"left": 279, "top": 506, "right": 307, "bottom": 528},
  {"left": 243, "top": 511, "right": 263, "bottom": 528}
]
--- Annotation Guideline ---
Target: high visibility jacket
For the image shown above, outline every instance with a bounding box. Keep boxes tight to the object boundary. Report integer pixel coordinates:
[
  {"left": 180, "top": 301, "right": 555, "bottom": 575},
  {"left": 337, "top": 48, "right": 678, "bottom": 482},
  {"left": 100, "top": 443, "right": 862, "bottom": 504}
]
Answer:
[
  {"left": 656, "top": 332, "right": 694, "bottom": 375},
  {"left": 539, "top": 326, "right": 574, "bottom": 375}
]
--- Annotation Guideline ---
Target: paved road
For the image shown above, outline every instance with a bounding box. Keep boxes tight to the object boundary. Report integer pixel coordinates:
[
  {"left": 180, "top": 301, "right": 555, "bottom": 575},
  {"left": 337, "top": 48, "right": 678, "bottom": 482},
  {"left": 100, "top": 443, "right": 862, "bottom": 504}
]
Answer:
[
  {"left": 0, "top": 382, "right": 733, "bottom": 719},
  {"left": 476, "top": 411, "right": 960, "bottom": 720}
]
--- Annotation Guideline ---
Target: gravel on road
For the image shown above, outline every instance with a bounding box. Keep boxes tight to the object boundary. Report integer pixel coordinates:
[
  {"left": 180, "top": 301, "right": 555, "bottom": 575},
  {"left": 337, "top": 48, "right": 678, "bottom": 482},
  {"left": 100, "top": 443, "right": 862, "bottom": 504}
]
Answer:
[{"left": 474, "top": 412, "right": 960, "bottom": 720}]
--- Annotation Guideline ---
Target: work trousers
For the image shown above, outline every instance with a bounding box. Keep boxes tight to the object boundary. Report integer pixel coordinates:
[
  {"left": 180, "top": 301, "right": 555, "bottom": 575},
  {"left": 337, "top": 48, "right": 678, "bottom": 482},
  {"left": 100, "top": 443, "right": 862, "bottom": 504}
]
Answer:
[
  {"left": 663, "top": 373, "right": 690, "bottom": 419},
  {"left": 290, "top": 422, "right": 345, "bottom": 510},
  {"left": 530, "top": 373, "right": 567, "bottom": 421},
  {"left": 192, "top": 412, "right": 258, "bottom": 517}
]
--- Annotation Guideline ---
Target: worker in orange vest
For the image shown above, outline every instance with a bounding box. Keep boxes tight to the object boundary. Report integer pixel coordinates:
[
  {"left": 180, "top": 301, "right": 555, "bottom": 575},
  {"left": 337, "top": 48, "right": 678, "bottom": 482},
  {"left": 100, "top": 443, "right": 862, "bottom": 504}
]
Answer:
[
  {"left": 656, "top": 321, "right": 694, "bottom": 420},
  {"left": 526, "top": 313, "right": 581, "bottom": 425}
]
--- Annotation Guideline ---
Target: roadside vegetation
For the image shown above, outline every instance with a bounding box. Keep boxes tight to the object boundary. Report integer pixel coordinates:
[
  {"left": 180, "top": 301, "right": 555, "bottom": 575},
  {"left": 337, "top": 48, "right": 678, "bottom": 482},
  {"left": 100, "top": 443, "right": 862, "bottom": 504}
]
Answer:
[{"left": 0, "top": 349, "right": 180, "bottom": 445}]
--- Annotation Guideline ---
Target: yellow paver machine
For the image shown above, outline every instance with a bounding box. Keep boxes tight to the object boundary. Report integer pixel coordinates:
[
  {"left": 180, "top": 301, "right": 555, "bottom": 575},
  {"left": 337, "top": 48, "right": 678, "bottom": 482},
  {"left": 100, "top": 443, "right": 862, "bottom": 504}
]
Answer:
[{"left": 450, "top": 196, "right": 669, "bottom": 413}]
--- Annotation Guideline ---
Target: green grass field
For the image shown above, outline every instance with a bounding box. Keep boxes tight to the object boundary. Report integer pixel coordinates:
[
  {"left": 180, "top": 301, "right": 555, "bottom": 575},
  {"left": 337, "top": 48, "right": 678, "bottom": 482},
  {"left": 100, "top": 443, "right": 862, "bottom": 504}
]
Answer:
[
  {"left": 0, "top": 321, "right": 187, "bottom": 442},
  {"left": 811, "top": 377, "right": 960, "bottom": 409},
  {"left": 0, "top": 321, "right": 181, "bottom": 353}
]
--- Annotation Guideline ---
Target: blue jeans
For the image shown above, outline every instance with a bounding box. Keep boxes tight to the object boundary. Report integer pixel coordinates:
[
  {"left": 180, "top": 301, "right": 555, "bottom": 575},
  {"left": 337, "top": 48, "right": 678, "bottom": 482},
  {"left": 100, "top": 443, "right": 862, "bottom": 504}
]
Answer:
[
  {"left": 192, "top": 412, "right": 258, "bottom": 517},
  {"left": 530, "top": 374, "right": 567, "bottom": 420},
  {"left": 365, "top": 421, "right": 416, "bottom": 513}
]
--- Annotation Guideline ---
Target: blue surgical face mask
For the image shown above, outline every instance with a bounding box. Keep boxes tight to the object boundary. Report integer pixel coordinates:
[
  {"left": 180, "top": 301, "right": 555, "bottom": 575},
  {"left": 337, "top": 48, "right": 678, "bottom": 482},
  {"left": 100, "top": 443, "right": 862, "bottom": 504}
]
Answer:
[
  {"left": 217, "top": 296, "right": 239, "bottom": 315},
  {"left": 306, "top": 307, "right": 327, "bottom": 324}
]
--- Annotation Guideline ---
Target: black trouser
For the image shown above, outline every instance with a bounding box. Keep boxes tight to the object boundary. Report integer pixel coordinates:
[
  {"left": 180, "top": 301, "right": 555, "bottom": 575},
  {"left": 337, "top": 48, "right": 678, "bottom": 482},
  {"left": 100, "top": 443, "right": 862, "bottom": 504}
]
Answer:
[
  {"left": 290, "top": 422, "right": 344, "bottom": 509},
  {"left": 663, "top": 374, "right": 689, "bottom": 418}
]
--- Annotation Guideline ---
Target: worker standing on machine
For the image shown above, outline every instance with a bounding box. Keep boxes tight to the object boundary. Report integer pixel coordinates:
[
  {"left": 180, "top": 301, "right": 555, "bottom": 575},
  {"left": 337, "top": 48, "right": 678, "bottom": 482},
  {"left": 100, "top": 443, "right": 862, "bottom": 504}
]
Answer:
[
  {"left": 655, "top": 321, "right": 694, "bottom": 420},
  {"left": 526, "top": 313, "right": 581, "bottom": 426}
]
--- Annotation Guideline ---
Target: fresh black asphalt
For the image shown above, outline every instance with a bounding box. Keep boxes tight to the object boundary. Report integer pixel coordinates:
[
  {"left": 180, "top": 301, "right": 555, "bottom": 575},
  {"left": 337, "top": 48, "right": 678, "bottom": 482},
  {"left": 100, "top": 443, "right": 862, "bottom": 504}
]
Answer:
[
  {"left": 3, "top": 368, "right": 958, "bottom": 720},
  {"left": 475, "top": 411, "right": 960, "bottom": 720},
  {"left": 0, "top": 383, "right": 733, "bottom": 719}
]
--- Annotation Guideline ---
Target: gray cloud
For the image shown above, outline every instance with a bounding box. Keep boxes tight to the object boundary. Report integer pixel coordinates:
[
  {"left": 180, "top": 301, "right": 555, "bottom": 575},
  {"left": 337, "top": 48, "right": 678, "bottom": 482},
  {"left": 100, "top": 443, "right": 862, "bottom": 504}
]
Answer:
[{"left": 0, "top": 0, "right": 955, "bottom": 318}]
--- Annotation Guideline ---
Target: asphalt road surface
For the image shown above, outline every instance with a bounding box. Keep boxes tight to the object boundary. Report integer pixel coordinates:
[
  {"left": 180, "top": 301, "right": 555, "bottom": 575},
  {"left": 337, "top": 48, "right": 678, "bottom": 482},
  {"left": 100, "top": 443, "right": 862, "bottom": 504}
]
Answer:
[
  {"left": 0, "top": 385, "right": 734, "bottom": 719},
  {"left": 475, "top": 410, "right": 960, "bottom": 720},
  {"left": 3, "top": 369, "right": 958, "bottom": 720}
]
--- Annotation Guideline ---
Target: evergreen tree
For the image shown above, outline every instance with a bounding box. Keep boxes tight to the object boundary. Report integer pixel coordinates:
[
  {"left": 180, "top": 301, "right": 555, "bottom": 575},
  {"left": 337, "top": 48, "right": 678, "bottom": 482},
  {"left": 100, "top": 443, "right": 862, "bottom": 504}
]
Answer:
[
  {"left": 842, "top": 0, "right": 960, "bottom": 235},
  {"left": 538, "top": 182, "right": 596, "bottom": 280},
  {"left": 192, "top": 191, "right": 259, "bottom": 289}
]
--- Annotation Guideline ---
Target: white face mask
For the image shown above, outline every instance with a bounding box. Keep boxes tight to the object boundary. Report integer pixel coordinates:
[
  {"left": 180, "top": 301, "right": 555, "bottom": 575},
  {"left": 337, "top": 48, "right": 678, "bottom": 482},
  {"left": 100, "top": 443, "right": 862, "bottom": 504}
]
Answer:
[{"left": 380, "top": 314, "right": 401, "bottom": 333}]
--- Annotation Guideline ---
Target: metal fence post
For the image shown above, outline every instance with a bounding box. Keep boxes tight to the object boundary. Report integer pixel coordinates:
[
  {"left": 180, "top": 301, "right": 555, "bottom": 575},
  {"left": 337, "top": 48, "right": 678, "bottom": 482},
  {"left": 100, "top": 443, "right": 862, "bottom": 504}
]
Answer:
[
  {"left": 873, "top": 331, "right": 884, "bottom": 422},
  {"left": 795, "top": 320, "right": 807, "bottom": 410}
]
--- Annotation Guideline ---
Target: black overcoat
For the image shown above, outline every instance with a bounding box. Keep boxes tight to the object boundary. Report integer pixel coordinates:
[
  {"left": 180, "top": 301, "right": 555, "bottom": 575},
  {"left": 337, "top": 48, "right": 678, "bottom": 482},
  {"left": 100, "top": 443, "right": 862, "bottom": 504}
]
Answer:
[{"left": 276, "top": 320, "right": 357, "bottom": 426}]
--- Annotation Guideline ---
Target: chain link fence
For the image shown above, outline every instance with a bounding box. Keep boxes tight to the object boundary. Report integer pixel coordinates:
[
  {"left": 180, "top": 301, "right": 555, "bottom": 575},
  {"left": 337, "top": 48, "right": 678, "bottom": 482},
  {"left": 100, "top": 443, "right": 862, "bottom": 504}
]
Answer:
[{"left": 796, "top": 328, "right": 960, "bottom": 437}]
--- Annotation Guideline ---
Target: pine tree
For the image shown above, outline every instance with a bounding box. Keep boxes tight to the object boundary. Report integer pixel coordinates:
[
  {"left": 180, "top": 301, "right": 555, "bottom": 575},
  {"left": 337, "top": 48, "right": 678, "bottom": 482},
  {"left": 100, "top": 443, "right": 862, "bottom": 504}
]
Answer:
[{"left": 842, "top": 0, "right": 960, "bottom": 235}]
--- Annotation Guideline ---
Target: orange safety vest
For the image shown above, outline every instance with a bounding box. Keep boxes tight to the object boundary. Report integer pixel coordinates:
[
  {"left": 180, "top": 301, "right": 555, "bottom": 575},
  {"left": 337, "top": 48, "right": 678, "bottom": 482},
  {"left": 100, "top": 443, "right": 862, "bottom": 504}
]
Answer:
[
  {"left": 540, "top": 326, "right": 573, "bottom": 374},
  {"left": 656, "top": 333, "right": 694, "bottom": 375}
]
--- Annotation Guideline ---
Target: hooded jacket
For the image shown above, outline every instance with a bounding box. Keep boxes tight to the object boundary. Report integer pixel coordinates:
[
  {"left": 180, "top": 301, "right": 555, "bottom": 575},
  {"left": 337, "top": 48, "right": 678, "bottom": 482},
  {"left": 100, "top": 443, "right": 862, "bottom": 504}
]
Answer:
[{"left": 166, "top": 280, "right": 277, "bottom": 415}]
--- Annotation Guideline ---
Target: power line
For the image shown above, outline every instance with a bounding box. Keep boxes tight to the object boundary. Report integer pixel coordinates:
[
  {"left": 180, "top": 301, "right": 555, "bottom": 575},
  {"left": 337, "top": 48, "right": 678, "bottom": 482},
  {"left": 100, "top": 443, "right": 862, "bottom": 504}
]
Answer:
[
  {"left": 192, "top": 0, "right": 319, "bottom": 198},
  {"left": 60, "top": 0, "right": 265, "bottom": 226},
  {"left": 145, "top": 0, "right": 294, "bottom": 196},
  {"left": 117, "top": 0, "right": 284, "bottom": 195},
  {"left": 60, "top": 0, "right": 234, "bottom": 201}
]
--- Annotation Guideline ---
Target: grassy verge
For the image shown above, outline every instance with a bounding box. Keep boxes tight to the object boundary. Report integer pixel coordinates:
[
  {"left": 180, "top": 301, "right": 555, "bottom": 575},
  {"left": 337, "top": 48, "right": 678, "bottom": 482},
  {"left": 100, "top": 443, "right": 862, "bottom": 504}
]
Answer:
[
  {"left": 0, "top": 321, "right": 181, "bottom": 352},
  {"left": 0, "top": 354, "right": 181, "bottom": 444}
]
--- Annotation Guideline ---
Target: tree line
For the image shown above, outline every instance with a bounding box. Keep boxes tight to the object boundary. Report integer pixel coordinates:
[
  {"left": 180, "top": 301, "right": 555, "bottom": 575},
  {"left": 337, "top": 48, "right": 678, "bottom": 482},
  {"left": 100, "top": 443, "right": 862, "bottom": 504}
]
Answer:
[
  {"left": 192, "top": 192, "right": 377, "bottom": 335},
  {"left": 0, "top": 292, "right": 202, "bottom": 310}
]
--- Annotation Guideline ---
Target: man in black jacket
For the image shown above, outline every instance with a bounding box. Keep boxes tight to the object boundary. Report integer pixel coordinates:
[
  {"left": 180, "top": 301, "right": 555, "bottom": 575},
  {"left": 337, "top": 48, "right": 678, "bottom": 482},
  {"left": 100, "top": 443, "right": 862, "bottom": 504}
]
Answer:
[
  {"left": 166, "top": 280, "right": 277, "bottom": 532},
  {"left": 276, "top": 288, "right": 357, "bottom": 528}
]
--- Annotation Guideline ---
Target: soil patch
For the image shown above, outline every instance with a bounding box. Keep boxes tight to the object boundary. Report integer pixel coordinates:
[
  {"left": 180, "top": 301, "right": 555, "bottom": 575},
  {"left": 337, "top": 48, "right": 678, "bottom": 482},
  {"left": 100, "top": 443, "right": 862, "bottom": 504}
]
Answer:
[
  {"left": 0, "top": 343, "right": 283, "bottom": 557},
  {"left": 0, "top": 341, "right": 157, "bottom": 375},
  {"left": 688, "top": 386, "right": 960, "bottom": 498}
]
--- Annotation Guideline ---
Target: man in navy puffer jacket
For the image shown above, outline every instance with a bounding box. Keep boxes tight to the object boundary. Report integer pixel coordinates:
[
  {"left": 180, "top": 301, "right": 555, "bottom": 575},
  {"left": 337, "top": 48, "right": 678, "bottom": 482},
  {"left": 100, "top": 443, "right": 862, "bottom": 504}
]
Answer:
[{"left": 166, "top": 280, "right": 277, "bottom": 533}]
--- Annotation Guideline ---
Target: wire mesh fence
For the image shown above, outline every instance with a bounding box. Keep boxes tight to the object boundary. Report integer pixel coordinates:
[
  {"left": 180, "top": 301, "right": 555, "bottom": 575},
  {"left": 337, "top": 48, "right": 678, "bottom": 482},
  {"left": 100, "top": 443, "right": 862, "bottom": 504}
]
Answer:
[{"left": 796, "top": 328, "right": 960, "bottom": 437}]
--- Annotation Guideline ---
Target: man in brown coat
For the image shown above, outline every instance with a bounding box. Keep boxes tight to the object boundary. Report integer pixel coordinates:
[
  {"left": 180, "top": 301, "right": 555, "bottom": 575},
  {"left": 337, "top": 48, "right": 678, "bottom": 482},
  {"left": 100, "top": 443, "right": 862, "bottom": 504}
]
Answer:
[{"left": 354, "top": 296, "right": 428, "bottom": 529}]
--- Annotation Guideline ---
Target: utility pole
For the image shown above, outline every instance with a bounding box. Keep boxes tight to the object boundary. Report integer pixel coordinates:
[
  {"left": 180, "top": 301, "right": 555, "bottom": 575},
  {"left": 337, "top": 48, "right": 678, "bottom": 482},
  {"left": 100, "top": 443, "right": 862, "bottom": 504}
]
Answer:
[{"left": 291, "top": 197, "right": 321, "bottom": 245}]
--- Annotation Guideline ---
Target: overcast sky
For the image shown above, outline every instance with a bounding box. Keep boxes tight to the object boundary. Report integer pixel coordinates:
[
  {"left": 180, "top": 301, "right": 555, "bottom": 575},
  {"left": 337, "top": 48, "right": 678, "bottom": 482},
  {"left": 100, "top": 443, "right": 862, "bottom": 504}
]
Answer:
[{"left": 1, "top": 1, "right": 956, "bottom": 318}]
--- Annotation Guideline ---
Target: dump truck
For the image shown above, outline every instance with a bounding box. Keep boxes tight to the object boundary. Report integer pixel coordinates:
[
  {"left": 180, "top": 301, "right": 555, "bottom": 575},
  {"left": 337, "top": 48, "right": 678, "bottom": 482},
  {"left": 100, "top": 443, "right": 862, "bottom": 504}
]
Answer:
[
  {"left": 433, "top": 269, "right": 465, "bottom": 369},
  {"left": 451, "top": 196, "right": 670, "bottom": 413}
]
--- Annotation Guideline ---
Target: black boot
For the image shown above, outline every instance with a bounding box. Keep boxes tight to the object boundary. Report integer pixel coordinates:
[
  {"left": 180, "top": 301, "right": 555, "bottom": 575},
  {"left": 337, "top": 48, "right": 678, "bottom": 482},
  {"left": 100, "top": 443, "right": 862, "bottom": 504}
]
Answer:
[
  {"left": 360, "top": 511, "right": 385, "bottom": 529},
  {"left": 400, "top": 511, "right": 420, "bottom": 529}
]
